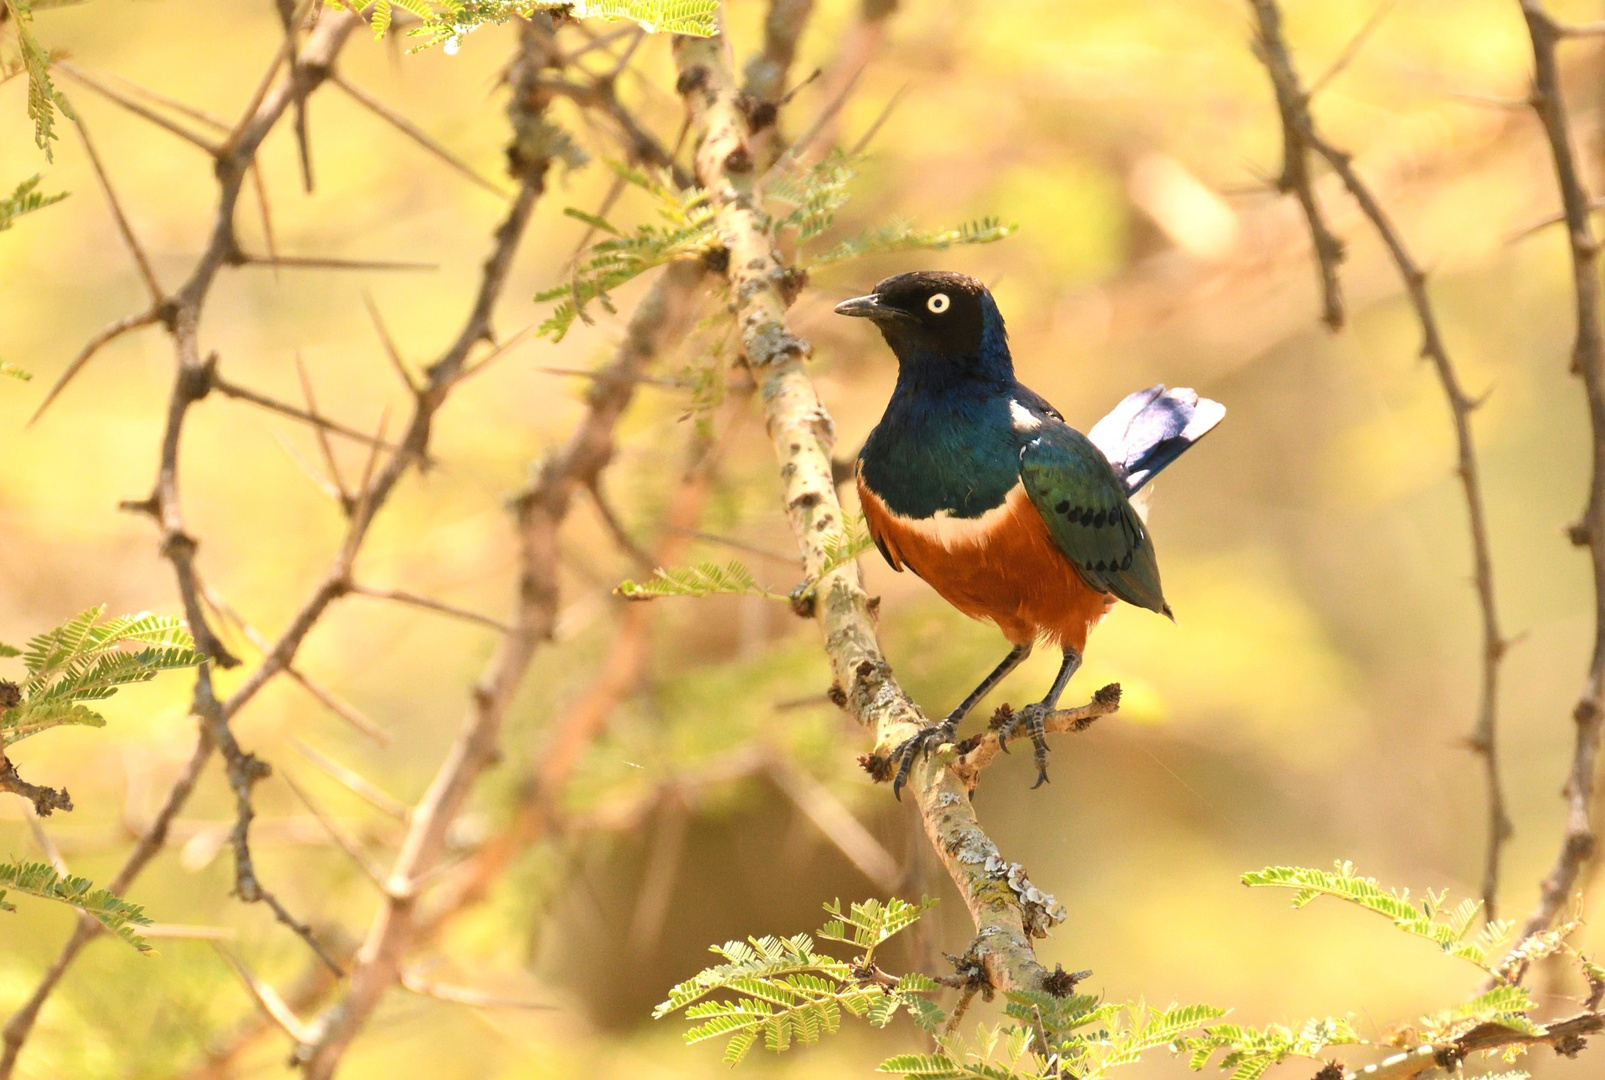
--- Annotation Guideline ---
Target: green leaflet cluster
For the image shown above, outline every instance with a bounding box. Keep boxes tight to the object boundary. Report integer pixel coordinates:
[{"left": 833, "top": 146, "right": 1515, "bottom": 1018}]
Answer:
[
  {"left": 654, "top": 897, "right": 943, "bottom": 1065},
  {"left": 537, "top": 152, "right": 1016, "bottom": 343},
  {"left": 0, "top": 174, "right": 67, "bottom": 232},
  {"left": 615, "top": 512, "right": 873, "bottom": 601},
  {"left": 659, "top": 864, "right": 1598, "bottom": 1080},
  {"left": 538, "top": 166, "right": 722, "bottom": 343},
  {"left": 880, "top": 999, "right": 1228, "bottom": 1080},
  {"left": 340, "top": 0, "right": 719, "bottom": 47},
  {"left": 1, "top": 605, "right": 205, "bottom": 748},
  {"left": 1243, "top": 861, "right": 1515, "bottom": 972},
  {"left": 0, "top": 860, "right": 153, "bottom": 952},
  {"left": 2, "top": 0, "right": 77, "bottom": 159}
]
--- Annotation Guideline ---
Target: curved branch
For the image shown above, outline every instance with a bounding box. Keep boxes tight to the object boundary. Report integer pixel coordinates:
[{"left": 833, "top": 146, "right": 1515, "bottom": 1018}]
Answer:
[
  {"left": 673, "top": 27, "right": 1061, "bottom": 995},
  {"left": 1512, "top": 0, "right": 1605, "bottom": 944}
]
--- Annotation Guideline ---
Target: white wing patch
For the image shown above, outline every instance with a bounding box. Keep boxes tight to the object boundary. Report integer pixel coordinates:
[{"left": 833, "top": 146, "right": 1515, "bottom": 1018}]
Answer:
[{"left": 1009, "top": 400, "right": 1043, "bottom": 432}]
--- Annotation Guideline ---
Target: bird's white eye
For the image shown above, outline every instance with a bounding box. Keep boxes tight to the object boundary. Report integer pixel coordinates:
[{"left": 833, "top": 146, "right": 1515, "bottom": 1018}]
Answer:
[{"left": 926, "top": 293, "right": 950, "bottom": 314}]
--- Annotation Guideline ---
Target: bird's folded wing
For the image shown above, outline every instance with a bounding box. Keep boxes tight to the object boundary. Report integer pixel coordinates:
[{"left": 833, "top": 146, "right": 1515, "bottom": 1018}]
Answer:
[{"left": 1019, "top": 426, "right": 1169, "bottom": 615}]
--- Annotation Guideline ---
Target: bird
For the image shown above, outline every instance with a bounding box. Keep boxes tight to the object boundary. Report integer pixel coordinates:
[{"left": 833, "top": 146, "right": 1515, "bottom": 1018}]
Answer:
[{"left": 835, "top": 270, "right": 1224, "bottom": 798}]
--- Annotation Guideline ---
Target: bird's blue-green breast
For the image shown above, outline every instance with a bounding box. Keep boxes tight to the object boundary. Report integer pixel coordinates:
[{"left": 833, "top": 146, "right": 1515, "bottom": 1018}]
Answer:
[{"left": 858, "top": 391, "right": 1023, "bottom": 519}]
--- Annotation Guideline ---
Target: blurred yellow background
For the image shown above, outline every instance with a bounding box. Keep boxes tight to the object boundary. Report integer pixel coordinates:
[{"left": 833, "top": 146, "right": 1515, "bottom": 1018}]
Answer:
[{"left": 3, "top": 1, "right": 1604, "bottom": 1077}]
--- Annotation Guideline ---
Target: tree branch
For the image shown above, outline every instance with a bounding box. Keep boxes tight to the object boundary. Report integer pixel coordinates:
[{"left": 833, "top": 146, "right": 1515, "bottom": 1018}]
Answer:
[
  {"left": 673, "top": 24, "right": 1065, "bottom": 995},
  {"left": 1248, "top": 0, "right": 1514, "bottom": 919},
  {"left": 1511, "top": 0, "right": 1605, "bottom": 944}
]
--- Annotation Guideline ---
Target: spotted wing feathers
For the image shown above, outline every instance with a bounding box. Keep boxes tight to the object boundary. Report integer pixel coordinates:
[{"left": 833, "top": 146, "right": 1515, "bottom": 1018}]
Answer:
[{"left": 1019, "top": 425, "right": 1170, "bottom": 616}]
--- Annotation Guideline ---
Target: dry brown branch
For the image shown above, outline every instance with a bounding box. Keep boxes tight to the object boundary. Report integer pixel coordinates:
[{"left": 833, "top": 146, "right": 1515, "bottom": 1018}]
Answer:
[
  {"left": 1, "top": 12, "right": 367, "bottom": 1073},
  {"left": 674, "top": 24, "right": 1068, "bottom": 995},
  {"left": 233, "top": 252, "right": 438, "bottom": 271},
  {"left": 281, "top": 772, "right": 390, "bottom": 889},
  {"left": 52, "top": 61, "right": 223, "bottom": 153},
  {"left": 361, "top": 291, "right": 422, "bottom": 395},
  {"left": 289, "top": 23, "right": 709, "bottom": 1076},
  {"left": 215, "top": 945, "right": 316, "bottom": 1044},
  {"left": 1248, "top": 0, "right": 1514, "bottom": 919},
  {"left": 329, "top": 72, "right": 510, "bottom": 198},
  {"left": 397, "top": 971, "right": 552, "bottom": 1011},
  {"left": 64, "top": 103, "right": 164, "bottom": 304},
  {"left": 0, "top": 744, "right": 73, "bottom": 817},
  {"left": 210, "top": 372, "right": 406, "bottom": 452},
  {"left": 1512, "top": 0, "right": 1605, "bottom": 944},
  {"left": 1342, "top": 1009, "right": 1603, "bottom": 1080},
  {"left": 585, "top": 476, "right": 657, "bottom": 570},
  {"left": 288, "top": 737, "right": 410, "bottom": 822},
  {"left": 346, "top": 583, "right": 512, "bottom": 633},
  {"left": 1248, "top": 0, "right": 1345, "bottom": 330},
  {"left": 27, "top": 308, "right": 162, "bottom": 425},
  {"left": 766, "top": 756, "right": 899, "bottom": 892}
]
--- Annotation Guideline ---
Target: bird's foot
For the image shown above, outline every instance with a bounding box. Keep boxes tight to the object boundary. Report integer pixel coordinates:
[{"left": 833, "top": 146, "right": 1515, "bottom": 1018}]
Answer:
[
  {"left": 889, "top": 715, "right": 960, "bottom": 801},
  {"left": 1000, "top": 703, "right": 1053, "bottom": 789}
]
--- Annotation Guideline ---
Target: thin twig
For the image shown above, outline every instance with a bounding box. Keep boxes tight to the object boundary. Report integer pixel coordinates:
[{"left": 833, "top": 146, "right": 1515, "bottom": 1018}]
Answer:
[
  {"left": 287, "top": 737, "right": 410, "bottom": 822},
  {"left": 295, "top": 354, "right": 351, "bottom": 505},
  {"left": 1249, "top": 0, "right": 1514, "bottom": 920},
  {"left": 1305, "top": 0, "right": 1397, "bottom": 99},
  {"left": 65, "top": 104, "right": 164, "bottom": 304},
  {"left": 1249, "top": 0, "right": 1346, "bottom": 329},
  {"left": 346, "top": 582, "right": 512, "bottom": 634},
  {"left": 329, "top": 72, "right": 510, "bottom": 198},
  {"left": 1511, "top": 0, "right": 1605, "bottom": 944},
  {"left": 361, "top": 291, "right": 422, "bottom": 395},
  {"left": 211, "top": 374, "right": 406, "bottom": 452},
  {"left": 767, "top": 756, "right": 900, "bottom": 892},
  {"left": 281, "top": 772, "right": 390, "bottom": 889},
  {"left": 52, "top": 61, "right": 222, "bottom": 153},
  {"left": 27, "top": 308, "right": 162, "bottom": 426},
  {"left": 233, "top": 252, "right": 438, "bottom": 272}
]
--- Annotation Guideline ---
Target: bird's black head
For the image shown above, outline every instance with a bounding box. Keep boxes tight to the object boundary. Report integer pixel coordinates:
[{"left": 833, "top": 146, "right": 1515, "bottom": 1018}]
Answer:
[{"left": 833, "top": 271, "right": 1005, "bottom": 371}]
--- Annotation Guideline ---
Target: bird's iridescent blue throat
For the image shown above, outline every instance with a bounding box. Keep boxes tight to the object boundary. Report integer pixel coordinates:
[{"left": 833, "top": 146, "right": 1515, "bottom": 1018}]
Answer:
[{"left": 853, "top": 277, "right": 1042, "bottom": 520}]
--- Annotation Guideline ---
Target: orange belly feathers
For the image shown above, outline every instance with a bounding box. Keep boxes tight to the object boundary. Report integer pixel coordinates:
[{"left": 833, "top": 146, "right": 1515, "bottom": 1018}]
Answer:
[{"left": 858, "top": 476, "right": 1114, "bottom": 653}]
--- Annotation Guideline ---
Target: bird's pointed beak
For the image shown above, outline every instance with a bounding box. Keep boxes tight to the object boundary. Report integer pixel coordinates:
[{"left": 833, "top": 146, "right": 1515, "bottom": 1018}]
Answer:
[{"left": 834, "top": 293, "right": 897, "bottom": 320}]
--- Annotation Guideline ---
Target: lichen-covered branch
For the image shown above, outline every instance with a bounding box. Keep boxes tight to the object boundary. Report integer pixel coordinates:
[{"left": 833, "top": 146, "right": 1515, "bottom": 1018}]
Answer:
[{"left": 672, "top": 26, "right": 1077, "bottom": 996}]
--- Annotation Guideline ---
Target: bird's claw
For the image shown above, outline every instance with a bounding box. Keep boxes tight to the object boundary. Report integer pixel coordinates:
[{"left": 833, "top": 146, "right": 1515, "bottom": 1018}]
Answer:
[
  {"left": 889, "top": 717, "right": 959, "bottom": 800},
  {"left": 1000, "top": 703, "right": 1052, "bottom": 789}
]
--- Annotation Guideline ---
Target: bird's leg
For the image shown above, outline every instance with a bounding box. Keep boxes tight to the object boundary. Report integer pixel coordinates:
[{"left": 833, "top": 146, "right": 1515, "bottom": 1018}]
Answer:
[
  {"left": 889, "top": 643, "right": 1032, "bottom": 800},
  {"left": 1001, "top": 648, "right": 1082, "bottom": 789}
]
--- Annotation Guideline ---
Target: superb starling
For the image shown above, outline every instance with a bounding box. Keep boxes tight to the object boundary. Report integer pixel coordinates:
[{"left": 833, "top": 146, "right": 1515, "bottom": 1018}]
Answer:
[{"left": 835, "top": 271, "right": 1224, "bottom": 796}]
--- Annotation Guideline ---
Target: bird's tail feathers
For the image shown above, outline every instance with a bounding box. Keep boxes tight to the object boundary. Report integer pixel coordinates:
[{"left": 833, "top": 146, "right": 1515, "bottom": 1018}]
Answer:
[{"left": 1087, "top": 384, "right": 1225, "bottom": 495}]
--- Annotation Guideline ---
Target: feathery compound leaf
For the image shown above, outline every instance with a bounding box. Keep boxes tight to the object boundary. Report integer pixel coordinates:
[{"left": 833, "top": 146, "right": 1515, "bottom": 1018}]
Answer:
[
  {"left": 1243, "top": 862, "right": 1513, "bottom": 970},
  {"left": 657, "top": 901, "right": 944, "bottom": 1063},
  {"left": 877, "top": 1053, "right": 965, "bottom": 1078},
  {"left": 0, "top": 860, "right": 153, "bottom": 951},
  {"left": 2, "top": 0, "right": 72, "bottom": 158},
  {"left": 2, "top": 606, "right": 204, "bottom": 746},
  {"left": 617, "top": 559, "right": 786, "bottom": 601},
  {"left": 1179, "top": 1015, "right": 1359, "bottom": 1076},
  {"left": 808, "top": 217, "right": 1018, "bottom": 269},
  {"left": 0, "top": 174, "right": 67, "bottom": 231},
  {"left": 538, "top": 169, "right": 717, "bottom": 341},
  {"left": 334, "top": 1, "right": 715, "bottom": 47},
  {"left": 818, "top": 895, "right": 937, "bottom": 956}
]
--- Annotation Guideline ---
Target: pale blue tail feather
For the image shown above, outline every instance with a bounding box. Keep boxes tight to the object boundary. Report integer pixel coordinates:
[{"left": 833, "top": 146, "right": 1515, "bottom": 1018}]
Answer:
[{"left": 1087, "top": 384, "right": 1226, "bottom": 495}]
